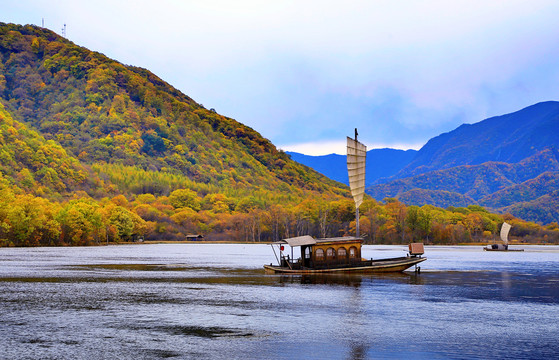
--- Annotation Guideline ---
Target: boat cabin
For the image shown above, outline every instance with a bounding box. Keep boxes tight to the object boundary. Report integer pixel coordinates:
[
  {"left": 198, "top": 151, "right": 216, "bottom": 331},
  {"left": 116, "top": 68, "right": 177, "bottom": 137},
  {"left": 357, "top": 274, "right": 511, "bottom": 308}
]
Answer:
[
  {"left": 275, "top": 236, "right": 364, "bottom": 269},
  {"left": 485, "top": 243, "right": 508, "bottom": 251}
]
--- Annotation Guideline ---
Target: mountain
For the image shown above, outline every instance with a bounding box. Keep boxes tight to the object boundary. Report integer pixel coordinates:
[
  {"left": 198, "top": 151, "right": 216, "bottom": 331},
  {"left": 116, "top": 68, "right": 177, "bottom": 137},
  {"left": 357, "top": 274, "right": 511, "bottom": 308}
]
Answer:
[
  {"left": 0, "top": 23, "right": 346, "bottom": 196},
  {"left": 395, "top": 101, "right": 559, "bottom": 179},
  {"left": 286, "top": 148, "right": 417, "bottom": 186},
  {"left": 0, "top": 22, "right": 357, "bottom": 246},
  {"left": 368, "top": 148, "right": 559, "bottom": 201},
  {"left": 366, "top": 103, "right": 559, "bottom": 224}
]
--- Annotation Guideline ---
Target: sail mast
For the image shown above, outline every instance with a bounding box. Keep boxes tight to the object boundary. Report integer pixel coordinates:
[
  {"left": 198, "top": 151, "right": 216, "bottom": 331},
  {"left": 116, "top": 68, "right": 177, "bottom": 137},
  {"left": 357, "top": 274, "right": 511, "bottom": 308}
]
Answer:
[{"left": 347, "top": 128, "right": 367, "bottom": 238}]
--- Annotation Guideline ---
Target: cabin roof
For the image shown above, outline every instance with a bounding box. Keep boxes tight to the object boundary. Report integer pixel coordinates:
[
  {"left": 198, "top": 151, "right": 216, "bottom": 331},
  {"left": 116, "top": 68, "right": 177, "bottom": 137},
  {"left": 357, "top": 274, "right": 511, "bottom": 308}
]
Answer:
[
  {"left": 279, "top": 235, "right": 316, "bottom": 247},
  {"left": 186, "top": 234, "right": 204, "bottom": 238},
  {"left": 275, "top": 236, "right": 362, "bottom": 247}
]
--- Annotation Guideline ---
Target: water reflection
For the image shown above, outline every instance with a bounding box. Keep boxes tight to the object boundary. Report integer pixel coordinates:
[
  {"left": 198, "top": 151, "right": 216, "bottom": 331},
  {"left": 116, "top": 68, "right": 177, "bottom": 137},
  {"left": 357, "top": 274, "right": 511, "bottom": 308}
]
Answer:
[
  {"left": 281, "top": 274, "right": 364, "bottom": 287},
  {"left": 346, "top": 342, "right": 368, "bottom": 360},
  {"left": 343, "top": 280, "right": 369, "bottom": 360},
  {"left": 277, "top": 272, "right": 424, "bottom": 287}
]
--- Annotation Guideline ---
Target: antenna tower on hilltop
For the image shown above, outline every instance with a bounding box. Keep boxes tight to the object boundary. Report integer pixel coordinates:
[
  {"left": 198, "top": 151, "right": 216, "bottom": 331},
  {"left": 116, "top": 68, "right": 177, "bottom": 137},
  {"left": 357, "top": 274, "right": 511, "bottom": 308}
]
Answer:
[{"left": 61, "top": 24, "right": 66, "bottom": 38}]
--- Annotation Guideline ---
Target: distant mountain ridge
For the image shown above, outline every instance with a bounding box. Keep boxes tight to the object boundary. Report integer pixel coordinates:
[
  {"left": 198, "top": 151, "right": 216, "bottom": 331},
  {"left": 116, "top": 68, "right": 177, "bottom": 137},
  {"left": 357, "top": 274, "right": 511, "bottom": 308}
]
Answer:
[
  {"left": 289, "top": 102, "right": 559, "bottom": 224},
  {"left": 395, "top": 101, "right": 559, "bottom": 179},
  {"left": 365, "top": 102, "right": 559, "bottom": 224},
  {"left": 287, "top": 148, "right": 417, "bottom": 186},
  {"left": 367, "top": 148, "right": 559, "bottom": 201}
]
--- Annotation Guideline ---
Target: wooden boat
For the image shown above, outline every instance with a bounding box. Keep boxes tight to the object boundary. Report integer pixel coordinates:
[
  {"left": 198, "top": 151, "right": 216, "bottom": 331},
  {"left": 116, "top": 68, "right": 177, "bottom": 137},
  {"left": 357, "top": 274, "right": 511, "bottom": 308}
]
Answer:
[
  {"left": 264, "top": 130, "right": 427, "bottom": 274},
  {"left": 484, "top": 222, "right": 524, "bottom": 251},
  {"left": 264, "top": 235, "right": 426, "bottom": 274}
]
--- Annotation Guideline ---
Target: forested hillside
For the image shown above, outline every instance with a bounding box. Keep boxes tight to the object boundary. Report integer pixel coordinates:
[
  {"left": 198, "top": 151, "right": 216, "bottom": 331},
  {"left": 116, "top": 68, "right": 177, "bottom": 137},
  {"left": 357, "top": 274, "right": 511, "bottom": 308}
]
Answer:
[
  {"left": 0, "top": 23, "right": 347, "bottom": 196},
  {"left": 0, "top": 101, "right": 90, "bottom": 196},
  {"left": 0, "top": 22, "right": 355, "bottom": 245},
  {"left": 1, "top": 22, "right": 557, "bottom": 246}
]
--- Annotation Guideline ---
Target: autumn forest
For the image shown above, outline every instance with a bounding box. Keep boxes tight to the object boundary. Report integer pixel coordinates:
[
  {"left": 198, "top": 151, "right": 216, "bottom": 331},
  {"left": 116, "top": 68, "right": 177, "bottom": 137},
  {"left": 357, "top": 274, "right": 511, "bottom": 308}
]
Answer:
[{"left": 1, "top": 23, "right": 558, "bottom": 247}]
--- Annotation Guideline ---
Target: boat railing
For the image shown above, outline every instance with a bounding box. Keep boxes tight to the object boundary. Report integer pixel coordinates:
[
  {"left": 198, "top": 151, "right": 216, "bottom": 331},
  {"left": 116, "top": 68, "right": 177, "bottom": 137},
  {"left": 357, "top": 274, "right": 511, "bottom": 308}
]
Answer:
[{"left": 280, "top": 256, "right": 303, "bottom": 270}]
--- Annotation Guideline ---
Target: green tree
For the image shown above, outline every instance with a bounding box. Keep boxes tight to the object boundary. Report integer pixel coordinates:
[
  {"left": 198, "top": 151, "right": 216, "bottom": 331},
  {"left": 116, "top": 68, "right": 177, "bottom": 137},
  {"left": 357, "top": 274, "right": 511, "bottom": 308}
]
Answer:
[
  {"left": 168, "top": 189, "right": 201, "bottom": 211},
  {"left": 57, "top": 199, "right": 103, "bottom": 245},
  {"left": 107, "top": 205, "right": 135, "bottom": 241}
]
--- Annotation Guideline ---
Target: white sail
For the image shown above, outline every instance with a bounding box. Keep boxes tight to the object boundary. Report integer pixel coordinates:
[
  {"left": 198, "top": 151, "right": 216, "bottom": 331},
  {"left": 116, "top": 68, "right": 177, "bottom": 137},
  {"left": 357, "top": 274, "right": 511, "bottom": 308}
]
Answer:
[
  {"left": 500, "top": 222, "right": 511, "bottom": 245},
  {"left": 347, "top": 136, "right": 367, "bottom": 209}
]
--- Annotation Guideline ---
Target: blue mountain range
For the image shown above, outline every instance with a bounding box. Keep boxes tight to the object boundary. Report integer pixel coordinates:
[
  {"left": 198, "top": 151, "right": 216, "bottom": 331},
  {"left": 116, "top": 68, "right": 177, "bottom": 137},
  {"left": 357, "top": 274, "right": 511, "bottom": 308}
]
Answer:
[{"left": 288, "top": 101, "right": 559, "bottom": 224}]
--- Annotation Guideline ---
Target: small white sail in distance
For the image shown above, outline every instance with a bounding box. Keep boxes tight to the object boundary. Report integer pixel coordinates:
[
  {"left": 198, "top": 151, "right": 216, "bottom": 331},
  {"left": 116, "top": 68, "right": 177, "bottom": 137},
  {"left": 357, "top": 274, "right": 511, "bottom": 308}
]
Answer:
[
  {"left": 347, "top": 136, "right": 367, "bottom": 209},
  {"left": 500, "top": 222, "right": 512, "bottom": 245}
]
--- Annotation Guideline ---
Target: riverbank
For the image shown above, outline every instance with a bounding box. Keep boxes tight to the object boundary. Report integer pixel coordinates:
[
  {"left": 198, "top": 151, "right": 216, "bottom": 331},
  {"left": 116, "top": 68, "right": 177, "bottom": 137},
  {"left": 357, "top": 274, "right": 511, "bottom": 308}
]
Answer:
[
  {"left": 1, "top": 239, "right": 557, "bottom": 247},
  {"left": 141, "top": 240, "right": 556, "bottom": 246}
]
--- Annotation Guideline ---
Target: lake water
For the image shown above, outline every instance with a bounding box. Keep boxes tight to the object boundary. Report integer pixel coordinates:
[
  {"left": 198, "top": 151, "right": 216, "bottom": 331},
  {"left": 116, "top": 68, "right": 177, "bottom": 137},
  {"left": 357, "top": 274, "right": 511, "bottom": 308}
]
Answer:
[{"left": 1, "top": 244, "right": 558, "bottom": 359}]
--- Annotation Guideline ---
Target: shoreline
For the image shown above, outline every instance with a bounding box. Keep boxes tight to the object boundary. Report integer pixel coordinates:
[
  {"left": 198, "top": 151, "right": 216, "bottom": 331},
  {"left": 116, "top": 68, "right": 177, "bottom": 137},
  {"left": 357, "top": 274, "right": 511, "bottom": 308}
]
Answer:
[
  {"left": 140, "top": 240, "right": 554, "bottom": 246},
  {"left": 1, "top": 241, "right": 556, "bottom": 248}
]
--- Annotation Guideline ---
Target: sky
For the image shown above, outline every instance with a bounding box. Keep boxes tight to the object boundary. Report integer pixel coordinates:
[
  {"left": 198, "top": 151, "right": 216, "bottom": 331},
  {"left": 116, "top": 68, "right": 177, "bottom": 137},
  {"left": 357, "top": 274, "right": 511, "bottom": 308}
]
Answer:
[{"left": 4, "top": 0, "right": 559, "bottom": 155}]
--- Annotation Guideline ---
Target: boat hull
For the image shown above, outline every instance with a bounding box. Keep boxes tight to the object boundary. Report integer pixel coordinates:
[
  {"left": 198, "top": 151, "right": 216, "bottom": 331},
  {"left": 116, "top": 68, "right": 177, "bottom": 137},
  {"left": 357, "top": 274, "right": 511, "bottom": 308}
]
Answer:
[
  {"left": 483, "top": 248, "right": 524, "bottom": 252},
  {"left": 263, "top": 256, "right": 426, "bottom": 274}
]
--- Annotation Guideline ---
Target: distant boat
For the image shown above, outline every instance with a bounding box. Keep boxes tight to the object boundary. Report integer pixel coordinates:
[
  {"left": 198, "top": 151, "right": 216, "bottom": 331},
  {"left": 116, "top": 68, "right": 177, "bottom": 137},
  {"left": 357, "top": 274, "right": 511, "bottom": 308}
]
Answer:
[
  {"left": 264, "top": 129, "right": 427, "bottom": 274},
  {"left": 484, "top": 222, "right": 524, "bottom": 251}
]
